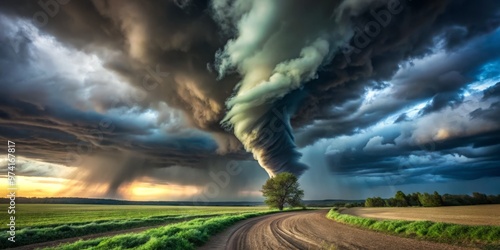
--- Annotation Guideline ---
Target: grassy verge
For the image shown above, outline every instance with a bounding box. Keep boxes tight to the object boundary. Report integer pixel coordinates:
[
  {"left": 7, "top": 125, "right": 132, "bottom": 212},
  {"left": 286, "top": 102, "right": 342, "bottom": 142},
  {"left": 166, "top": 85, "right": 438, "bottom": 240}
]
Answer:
[
  {"left": 327, "top": 208, "right": 500, "bottom": 248},
  {"left": 0, "top": 214, "right": 214, "bottom": 248},
  {"left": 44, "top": 210, "right": 285, "bottom": 250}
]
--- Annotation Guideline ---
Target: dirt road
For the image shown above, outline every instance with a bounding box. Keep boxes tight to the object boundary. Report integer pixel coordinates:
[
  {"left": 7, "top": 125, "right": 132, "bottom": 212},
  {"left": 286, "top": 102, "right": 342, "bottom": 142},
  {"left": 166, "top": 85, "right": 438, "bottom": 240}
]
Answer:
[{"left": 200, "top": 210, "right": 472, "bottom": 250}]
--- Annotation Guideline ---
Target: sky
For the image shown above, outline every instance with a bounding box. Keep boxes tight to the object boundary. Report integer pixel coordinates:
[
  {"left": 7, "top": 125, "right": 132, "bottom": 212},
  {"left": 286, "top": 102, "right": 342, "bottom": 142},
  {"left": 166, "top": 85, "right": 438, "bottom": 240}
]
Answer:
[{"left": 0, "top": 0, "right": 499, "bottom": 201}]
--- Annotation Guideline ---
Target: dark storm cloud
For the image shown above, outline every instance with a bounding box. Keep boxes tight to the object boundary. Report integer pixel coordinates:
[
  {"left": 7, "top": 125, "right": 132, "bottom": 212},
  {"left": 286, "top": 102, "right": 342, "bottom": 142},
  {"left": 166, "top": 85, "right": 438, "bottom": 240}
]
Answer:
[
  {"left": 0, "top": 0, "right": 253, "bottom": 197},
  {"left": 470, "top": 101, "right": 500, "bottom": 122},
  {"left": 0, "top": 94, "right": 250, "bottom": 164},
  {"left": 468, "top": 83, "right": 500, "bottom": 122},
  {"left": 393, "top": 113, "right": 409, "bottom": 123},
  {"left": 323, "top": 127, "right": 500, "bottom": 185},
  {"left": 0, "top": 0, "right": 239, "bottom": 132},
  {"left": 419, "top": 92, "right": 464, "bottom": 115},
  {"left": 1, "top": 0, "right": 500, "bottom": 196},
  {"left": 0, "top": 95, "right": 255, "bottom": 196},
  {"left": 483, "top": 82, "right": 500, "bottom": 100},
  {"left": 295, "top": 25, "right": 500, "bottom": 147}
]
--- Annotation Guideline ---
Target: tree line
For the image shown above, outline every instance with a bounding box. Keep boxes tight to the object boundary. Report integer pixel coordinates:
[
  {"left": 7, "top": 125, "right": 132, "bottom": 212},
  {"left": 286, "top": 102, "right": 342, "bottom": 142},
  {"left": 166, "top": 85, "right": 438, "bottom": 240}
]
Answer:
[{"left": 365, "top": 191, "right": 500, "bottom": 207}]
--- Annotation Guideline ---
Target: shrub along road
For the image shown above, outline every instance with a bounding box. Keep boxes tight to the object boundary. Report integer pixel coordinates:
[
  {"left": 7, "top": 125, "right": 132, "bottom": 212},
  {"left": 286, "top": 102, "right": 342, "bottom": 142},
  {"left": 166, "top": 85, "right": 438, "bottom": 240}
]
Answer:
[{"left": 200, "top": 210, "right": 470, "bottom": 250}]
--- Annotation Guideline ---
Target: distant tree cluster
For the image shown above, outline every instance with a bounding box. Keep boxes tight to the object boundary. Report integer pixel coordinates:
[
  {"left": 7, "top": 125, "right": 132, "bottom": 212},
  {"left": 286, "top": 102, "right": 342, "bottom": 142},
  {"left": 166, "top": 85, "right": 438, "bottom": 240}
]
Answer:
[
  {"left": 342, "top": 202, "right": 365, "bottom": 208},
  {"left": 442, "top": 192, "right": 500, "bottom": 206},
  {"left": 364, "top": 197, "right": 386, "bottom": 207},
  {"left": 365, "top": 191, "right": 500, "bottom": 207}
]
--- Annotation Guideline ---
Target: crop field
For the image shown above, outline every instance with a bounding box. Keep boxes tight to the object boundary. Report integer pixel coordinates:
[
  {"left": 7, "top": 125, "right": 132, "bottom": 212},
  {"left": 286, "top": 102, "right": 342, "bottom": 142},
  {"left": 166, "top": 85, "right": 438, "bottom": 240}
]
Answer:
[
  {"left": 0, "top": 204, "right": 270, "bottom": 249},
  {"left": 44, "top": 211, "right": 279, "bottom": 250},
  {"left": 1, "top": 204, "right": 269, "bottom": 230},
  {"left": 328, "top": 207, "right": 500, "bottom": 248},
  {"left": 341, "top": 204, "right": 500, "bottom": 226}
]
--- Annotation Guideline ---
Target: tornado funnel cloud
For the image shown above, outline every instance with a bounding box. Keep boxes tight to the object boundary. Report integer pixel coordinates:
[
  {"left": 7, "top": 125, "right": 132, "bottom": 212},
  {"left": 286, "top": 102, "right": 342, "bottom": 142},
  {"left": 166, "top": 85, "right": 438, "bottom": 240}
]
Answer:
[
  {"left": 217, "top": 38, "right": 330, "bottom": 176},
  {"left": 239, "top": 106, "right": 308, "bottom": 177},
  {"left": 212, "top": 0, "right": 335, "bottom": 177}
]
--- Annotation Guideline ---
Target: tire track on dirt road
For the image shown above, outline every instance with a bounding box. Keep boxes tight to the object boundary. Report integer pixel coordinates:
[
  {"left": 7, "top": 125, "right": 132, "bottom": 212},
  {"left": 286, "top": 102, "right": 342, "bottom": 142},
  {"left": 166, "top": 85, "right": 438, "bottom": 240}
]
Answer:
[{"left": 200, "top": 210, "right": 473, "bottom": 250}]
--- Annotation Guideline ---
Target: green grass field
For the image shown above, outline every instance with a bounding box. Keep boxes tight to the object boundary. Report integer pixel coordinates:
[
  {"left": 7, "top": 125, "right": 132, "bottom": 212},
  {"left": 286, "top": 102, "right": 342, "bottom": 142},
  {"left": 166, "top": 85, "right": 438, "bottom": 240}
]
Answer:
[
  {"left": 44, "top": 211, "right": 281, "bottom": 250},
  {"left": 1, "top": 204, "right": 270, "bottom": 249},
  {"left": 3, "top": 204, "right": 269, "bottom": 230}
]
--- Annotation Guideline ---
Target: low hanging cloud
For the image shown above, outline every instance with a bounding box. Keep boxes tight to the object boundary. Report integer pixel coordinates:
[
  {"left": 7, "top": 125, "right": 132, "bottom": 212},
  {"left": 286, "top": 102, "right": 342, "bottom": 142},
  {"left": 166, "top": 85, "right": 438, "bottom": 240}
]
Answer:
[{"left": 1, "top": 0, "right": 500, "bottom": 198}]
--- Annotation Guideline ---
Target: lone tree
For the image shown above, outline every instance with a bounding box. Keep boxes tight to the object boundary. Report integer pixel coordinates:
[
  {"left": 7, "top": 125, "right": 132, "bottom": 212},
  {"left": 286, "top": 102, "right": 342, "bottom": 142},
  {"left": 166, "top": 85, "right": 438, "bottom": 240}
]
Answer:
[{"left": 261, "top": 172, "right": 304, "bottom": 210}]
